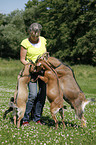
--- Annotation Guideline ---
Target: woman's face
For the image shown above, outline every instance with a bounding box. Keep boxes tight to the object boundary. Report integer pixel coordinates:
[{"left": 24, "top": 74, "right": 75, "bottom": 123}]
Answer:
[{"left": 30, "top": 31, "right": 40, "bottom": 42}]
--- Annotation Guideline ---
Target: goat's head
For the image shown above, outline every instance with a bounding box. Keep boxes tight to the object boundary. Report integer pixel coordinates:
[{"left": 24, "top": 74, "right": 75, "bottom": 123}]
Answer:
[{"left": 35, "top": 59, "right": 45, "bottom": 72}]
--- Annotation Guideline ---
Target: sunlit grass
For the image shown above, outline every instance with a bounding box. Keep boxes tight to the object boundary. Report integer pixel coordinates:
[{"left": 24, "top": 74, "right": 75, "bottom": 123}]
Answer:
[
  {"left": 0, "top": 59, "right": 96, "bottom": 145},
  {"left": 0, "top": 58, "right": 23, "bottom": 77}
]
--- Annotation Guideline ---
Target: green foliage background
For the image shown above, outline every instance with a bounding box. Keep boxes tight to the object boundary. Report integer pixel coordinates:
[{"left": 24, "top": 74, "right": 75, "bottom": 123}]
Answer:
[{"left": 0, "top": 0, "right": 96, "bottom": 65}]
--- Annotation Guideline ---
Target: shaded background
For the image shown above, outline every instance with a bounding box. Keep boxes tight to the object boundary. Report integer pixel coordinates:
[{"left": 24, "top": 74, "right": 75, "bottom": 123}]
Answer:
[{"left": 0, "top": 0, "right": 96, "bottom": 65}]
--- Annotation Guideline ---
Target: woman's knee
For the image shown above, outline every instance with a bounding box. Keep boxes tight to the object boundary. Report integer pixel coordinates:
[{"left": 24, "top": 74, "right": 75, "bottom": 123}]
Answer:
[
  {"left": 28, "top": 82, "right": 37, "bottom": 101},
  {"left": 28, "top": 92, "right": 37, "bottom": 100}
]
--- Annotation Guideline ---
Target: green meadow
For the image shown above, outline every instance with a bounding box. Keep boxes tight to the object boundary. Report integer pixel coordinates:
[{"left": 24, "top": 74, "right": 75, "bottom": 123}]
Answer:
[{"left": 0, "top": 58, "right": 96, "bottom": 145}]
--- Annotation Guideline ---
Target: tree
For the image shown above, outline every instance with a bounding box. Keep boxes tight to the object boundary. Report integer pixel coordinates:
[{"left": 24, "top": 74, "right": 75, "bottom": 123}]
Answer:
[
  {"left": 72, "top": 0, "right": 96, "bottom": 65},
  {"left": 0, "top": 0, "right": 96, "bottom": 65},
  {"left": 0, "top": 10, "right": 27, "bottom": 58}
]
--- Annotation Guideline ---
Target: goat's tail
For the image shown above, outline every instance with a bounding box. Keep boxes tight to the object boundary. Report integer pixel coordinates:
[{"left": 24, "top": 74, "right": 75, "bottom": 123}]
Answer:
[{"left": 82, "top": 98, "right": 95, "bottom": 112}]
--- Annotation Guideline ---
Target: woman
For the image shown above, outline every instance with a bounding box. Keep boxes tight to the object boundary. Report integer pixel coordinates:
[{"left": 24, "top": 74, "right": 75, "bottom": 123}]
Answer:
[{"left": 20, "top": 23, "right": 47, "bottom": 126}]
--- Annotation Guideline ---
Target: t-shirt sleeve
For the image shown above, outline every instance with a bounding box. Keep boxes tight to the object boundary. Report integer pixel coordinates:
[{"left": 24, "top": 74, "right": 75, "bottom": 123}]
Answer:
[
  {"left": 20, "top": 39, "right": 28, "bottom": 50},
  {"left": 44, "top": 37, "right": 47, "bottom": 46},
  {"left": 42, "top": 37, "right": 47, "bottom": 51}
]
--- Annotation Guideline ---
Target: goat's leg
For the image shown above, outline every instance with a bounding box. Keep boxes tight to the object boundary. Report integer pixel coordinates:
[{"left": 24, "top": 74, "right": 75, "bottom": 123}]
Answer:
[
  {"left": 50, "top": 103, "right": 59, "bottom": 129},
  {"left": 51, "top": 113, "right": 58, "bottom": 129},
  {"left": 17, "top": 108, "right": 25, "bottom": 128},
  {"left": 17, "top": 119, "right": 21, "bottom": 128},
  {"left": 3, "top": 107, "right": 13, "bottom": 119},
  {"left": 17, "top": 115, "right": 22, "bottom": 128},
  {"left": 59, "top": 108, "right": 66, "bottom": 129},
  {"left": 81, "top": 114, "right": 86, "bottom": 127},
  {"left": 75, "top": 106, "right": 87, "bottom": 127},
  {"left": 13, "top": 115, "right": 16, "bottom": 126}
]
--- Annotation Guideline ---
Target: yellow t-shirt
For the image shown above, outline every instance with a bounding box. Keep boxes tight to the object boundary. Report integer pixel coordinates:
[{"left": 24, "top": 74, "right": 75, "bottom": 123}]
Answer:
[{"left": 21, "top": 36, "right": 47, "bottom": 63}]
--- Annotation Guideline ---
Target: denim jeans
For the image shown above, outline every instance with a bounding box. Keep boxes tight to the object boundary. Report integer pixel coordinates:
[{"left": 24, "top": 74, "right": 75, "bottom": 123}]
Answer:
[
  {"left": 33, "top": 79, "right": 46, "bottom": 122},
  {"left": 23, "top": 79, "right": 46, "bottom": 122}
]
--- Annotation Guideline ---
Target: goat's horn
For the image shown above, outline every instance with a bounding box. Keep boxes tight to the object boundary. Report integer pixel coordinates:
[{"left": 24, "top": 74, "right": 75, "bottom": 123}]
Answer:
[{"left": 35, "top": 52, "right": 50, "bottom": 63}]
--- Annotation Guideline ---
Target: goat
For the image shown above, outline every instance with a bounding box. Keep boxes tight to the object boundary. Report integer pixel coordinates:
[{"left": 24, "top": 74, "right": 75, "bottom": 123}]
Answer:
[
  {"left": 3, "top": 63, "right": 34, "bottom": 128},
  {"left": 36, "top": 56, "right": 95, "bottom": 128},
  {"left": 36, "top": 59, "right": 66, "bottom": 129}
]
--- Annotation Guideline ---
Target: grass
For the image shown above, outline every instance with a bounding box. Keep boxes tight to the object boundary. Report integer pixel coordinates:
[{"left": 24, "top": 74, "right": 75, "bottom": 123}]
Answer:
[{"left": 0, "top": 58, "right": 96, "bottom": 145}]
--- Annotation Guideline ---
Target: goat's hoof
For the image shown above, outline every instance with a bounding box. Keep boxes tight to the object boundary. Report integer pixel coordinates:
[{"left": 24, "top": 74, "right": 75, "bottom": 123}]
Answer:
[
  {"left": 55, "top": 124, "right": 58, "bottom": 130},
  {"left": 62, "top": 125, "right": 66, "bottom": 129},
  {"left": 3, "top": 115, "right": 6, "bottom": 119},
  {"left": 55, "top": 127, "right": 58, "bottom": 130}
]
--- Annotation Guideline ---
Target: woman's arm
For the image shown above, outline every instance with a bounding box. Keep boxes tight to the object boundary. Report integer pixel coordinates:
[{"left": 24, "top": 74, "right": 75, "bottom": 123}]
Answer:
[{"left": 20, "top": 46, "right": 28, "bottom": 65}]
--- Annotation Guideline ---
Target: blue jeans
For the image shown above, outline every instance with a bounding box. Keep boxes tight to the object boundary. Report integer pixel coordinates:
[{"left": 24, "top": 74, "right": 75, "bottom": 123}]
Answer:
[
  {"left": 33, "top": 79, "right": 46, "bottom": 122},
  {"left": 23, "top": 79, "right": 46, "bottom": 122}
]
